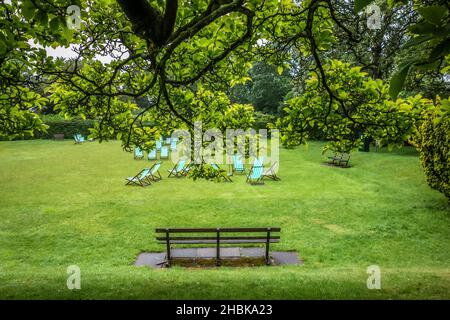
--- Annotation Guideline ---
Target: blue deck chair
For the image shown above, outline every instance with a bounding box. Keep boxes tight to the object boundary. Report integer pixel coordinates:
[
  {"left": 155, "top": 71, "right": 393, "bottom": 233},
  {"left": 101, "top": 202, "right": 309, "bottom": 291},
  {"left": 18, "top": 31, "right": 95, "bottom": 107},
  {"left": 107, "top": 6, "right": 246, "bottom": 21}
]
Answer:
[
  {"left": 246, "top": 165, "right": 264, "bottom": 185},
  {"left": 254, "top": 156, "right": 264, "bottom": 167},
  {"left": 148, "top": 162, "right": 162, "bottom": 182},
  {"left": 232, "top": 154, "right": 245, "bottom": 174},
  {"left": 125, "top": 168, "right": 152, "bottom": 187},
  {"left": 74, "top": 134, "right": 85, "bottom": 144},
  {"left": 167, "top": 159, "right": 189, "bottom": 178},
  {"left": 170, "top": 139, "right": 177, "bottom": 151},
  {"left": 160, "top": 146, "right": 169, "bottom": 159},
  {"left": 211, "top": 163, "right": 232, "bottom": 182},
  {"left": 147, "top": 149, "right": 157, "bottom": 160},
  {"left": 156, "top": 140, "right": 162, "bottom": 151},
  {"left": 165, "top": 137, "right": 171, "bottom": 145},
  {"left": 134, "top": 147, "right": 144, "bottom": 160}
]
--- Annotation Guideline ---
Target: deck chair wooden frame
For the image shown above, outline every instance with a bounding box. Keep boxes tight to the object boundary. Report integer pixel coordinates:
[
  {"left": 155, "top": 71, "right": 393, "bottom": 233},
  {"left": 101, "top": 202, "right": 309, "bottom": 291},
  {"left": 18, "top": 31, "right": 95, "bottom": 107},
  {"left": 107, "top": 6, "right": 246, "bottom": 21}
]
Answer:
[
  {"left": 134, "top": 147, "right": 144, "bottom": 160},
  {"left": 160, "top": 146, "right": 169, "bottom": 159},
  {"left": 148, "top": 162, "right": 163, "bottom": 182},
  {"left": 211, "top": 164, "right": 232, "bottom": 182},
  {"left": 263, "top": 162, "right": 281, "bottom": 181},
  {"left": 232, "top": 154, "right": 246, "bottom": 174},
  {"left": 148, "top": 149, "right": 157, "bottom": 160},
  {"left": 167, "top": 160, "right": 189, "bottom": 178},
  {"left": 125, "top": 168, "right": 152, "bottom": 187}
]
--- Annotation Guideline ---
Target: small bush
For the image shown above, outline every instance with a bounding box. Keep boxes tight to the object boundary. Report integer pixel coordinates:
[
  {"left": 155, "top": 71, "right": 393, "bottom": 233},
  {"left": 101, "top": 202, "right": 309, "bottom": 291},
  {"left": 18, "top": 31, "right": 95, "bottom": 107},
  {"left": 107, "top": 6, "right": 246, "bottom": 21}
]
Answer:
[{"left": 417, "top": 105, "right": 450, "bottom": 200}]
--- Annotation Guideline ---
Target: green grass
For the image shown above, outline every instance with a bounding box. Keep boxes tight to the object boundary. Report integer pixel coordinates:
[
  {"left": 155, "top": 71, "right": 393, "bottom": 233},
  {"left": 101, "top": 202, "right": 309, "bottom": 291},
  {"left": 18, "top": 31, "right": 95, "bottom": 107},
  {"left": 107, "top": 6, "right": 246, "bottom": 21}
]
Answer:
[{"left": 0, "top": 139, "right": 449, "bottom": 299}]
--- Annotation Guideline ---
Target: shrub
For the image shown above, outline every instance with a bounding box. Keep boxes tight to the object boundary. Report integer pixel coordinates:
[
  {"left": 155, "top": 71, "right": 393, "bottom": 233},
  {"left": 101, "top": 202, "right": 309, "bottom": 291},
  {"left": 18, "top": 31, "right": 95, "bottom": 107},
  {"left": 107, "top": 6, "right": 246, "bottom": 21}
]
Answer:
[{"left": 416, "top": 99, "right": 450, "bottom": 200}]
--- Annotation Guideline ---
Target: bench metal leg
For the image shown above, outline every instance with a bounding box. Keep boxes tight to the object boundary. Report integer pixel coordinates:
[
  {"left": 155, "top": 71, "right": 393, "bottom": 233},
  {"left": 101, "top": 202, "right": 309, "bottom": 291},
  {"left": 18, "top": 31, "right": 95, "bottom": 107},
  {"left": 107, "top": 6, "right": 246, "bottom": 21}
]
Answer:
[
  {"left": 216, "top": 229, "right": 221, "bottom": 266},
  {"left": 166, "top": 230, "right": 171, "bottom": 267},
  {"left": 266, "top": 228, "right": 271, "bottom": 265}
]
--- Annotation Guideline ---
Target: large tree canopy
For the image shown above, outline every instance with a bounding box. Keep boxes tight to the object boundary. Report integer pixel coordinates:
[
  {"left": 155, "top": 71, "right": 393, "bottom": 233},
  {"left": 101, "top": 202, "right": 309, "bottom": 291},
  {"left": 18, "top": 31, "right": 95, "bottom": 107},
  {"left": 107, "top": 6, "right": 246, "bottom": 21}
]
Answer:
[{"left": 0, "top": 0, "right": 449, "bottom": 179}]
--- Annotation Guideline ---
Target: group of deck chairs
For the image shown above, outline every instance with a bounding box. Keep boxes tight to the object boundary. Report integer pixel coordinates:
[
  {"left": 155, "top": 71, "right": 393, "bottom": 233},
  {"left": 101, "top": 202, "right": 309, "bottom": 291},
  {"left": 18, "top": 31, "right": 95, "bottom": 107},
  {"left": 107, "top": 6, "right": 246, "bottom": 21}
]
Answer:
[
  {"left": 126, "top": 155, "right": 280, "bottom": 187},
  {"left": 134, "top": 137, "right": 178, "bottom": 160},
  {"left": 232, "top": 155, "right": 280, "bottom": 185}
]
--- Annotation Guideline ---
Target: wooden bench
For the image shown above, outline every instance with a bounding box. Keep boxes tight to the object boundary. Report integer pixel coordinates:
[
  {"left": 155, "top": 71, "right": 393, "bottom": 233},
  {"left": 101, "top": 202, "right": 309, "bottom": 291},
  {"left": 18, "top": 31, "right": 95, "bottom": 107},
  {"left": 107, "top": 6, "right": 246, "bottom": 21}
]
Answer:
[
  {"left": 155, "top": 227, "right": 281, "bottom": 267},
  {"left": 328, "top": 152, "right": 351, "bottom": 167}
]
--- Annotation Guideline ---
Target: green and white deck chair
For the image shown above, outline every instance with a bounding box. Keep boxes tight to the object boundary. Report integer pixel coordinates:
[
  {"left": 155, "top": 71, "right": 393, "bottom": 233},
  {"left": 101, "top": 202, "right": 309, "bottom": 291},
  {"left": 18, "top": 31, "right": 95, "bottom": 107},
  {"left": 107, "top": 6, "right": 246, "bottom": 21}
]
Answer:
[
  {"left": 160, "top": 146, "right": 169, "bottom": 159},
  {"left": 254, "top": 156, "right": 264, "bottom": 167},
  {"left": 170, "top": 139, "right": 177, "bottom": 151},
  {"left": 263, "top": 161, "right": 281, "bottom": 181},
  {"left": 167, "top": 159, "right": 189, "bottom": 178},
  {"left": 211, "top": 163, "right": 232, "bottom": 182},
  {"left": 147, "top": 149, "right": 157, "bottom": 160},
  {"left": 246, "top": 165, "right": 264, "bottom": 185},
  {"left": 232, "top": 154, "right": 245, "bottom": 174},
  {"left": 134, "top": 147, "right": 144, "bottom": 160},
  {"left": 74, "top": 134, "right": 85, "bottom": 144},
  {"left": 125, "top": 168, "right": 152, "bottom": 187},
  {"left": 148, "top": 161, "right": 163, "bottom": 182}
]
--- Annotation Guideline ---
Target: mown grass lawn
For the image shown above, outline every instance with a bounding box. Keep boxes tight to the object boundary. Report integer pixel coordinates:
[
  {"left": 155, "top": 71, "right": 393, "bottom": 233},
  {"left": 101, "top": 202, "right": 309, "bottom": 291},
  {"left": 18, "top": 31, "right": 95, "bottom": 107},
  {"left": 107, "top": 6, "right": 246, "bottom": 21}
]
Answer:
[{"left": 0, "top": 139, "right": 449, "bottom": 299}]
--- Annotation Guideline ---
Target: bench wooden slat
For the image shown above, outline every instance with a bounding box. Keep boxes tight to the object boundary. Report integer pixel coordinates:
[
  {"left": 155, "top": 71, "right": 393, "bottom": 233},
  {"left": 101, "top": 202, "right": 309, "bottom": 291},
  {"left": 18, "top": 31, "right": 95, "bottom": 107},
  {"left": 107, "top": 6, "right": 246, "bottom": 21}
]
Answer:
[
  {"left": 156, "top": 236, "right": 280, "bottom": 241},
  {"left": 155, "top": 227, "right": 280, "bottom": 233},
  {"left": 160, "top": 239, "right": 280, "bottom": 244}
]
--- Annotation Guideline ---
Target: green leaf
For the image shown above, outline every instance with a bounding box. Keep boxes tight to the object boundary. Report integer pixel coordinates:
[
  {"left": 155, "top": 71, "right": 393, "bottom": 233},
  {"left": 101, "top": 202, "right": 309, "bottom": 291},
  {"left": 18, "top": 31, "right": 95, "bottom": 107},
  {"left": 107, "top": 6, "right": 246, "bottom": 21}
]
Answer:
[
  {"left": 277, "top": 66, "right": 283, "bottom": 75},
  {"left": 389, "top": 62, "right": 415, "bottom": 99},
  {"left": 354, "top": 0, "right": 373, "bottom": 13},
  {"left": 403, "top": 34, "right": 434, "bottom": 49},
  {"left": 408, "top": 22, "right": 439, "bottom": 35},
  {"left": 49, "top": 17, "right": 60, "bottom": 32},
  {"left": 21, "top": 3, "right": 36, "bottom": 20},
  {"left": 0, "top": 39, "right": 6, "bottom": 55},
  {"left": 417, "top": 5, "right": 447, "bottom": 25},
  {"left": 429, "top": 38, "right": 450, "bottom": 60}
]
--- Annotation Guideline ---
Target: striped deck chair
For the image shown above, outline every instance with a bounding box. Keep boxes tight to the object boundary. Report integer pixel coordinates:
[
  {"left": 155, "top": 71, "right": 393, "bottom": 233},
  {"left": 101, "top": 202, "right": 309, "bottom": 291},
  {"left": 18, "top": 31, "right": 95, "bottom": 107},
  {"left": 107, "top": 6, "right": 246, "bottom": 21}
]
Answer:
[
  {"left": 74, "top": 134, "right": 85, "bottom": 144},
  {"left": 125, "top": 168, "right": 152, "bottom": 187},
  {"left": 134, "top": 147, "right": 144, "bottom": 160},
  {"left": 246, "top": 165, "right": 264, "bottom": 185},
  {"left": 232, "top": 154, "right": 245, "bottom": 174},
  {"left": 170, "top": 139, "right": 177, "bottom": 151},
  {"left": 160, "top": 146, "right": 169, "bottom": 159},
  {"left": 167, "top": 159, "right": 189, "bottom": 178},
  {"left": 211, "top": 163, "right": 232, "bottom": 182},
  {"left": 148, "top": 162, "right": 163, "bottom": 182},
  {"left": 263, "top": 162, "right": 281, "bottom": 181},
  {"left": 148, "top": 149, "right": 157, "bottom": 160}
]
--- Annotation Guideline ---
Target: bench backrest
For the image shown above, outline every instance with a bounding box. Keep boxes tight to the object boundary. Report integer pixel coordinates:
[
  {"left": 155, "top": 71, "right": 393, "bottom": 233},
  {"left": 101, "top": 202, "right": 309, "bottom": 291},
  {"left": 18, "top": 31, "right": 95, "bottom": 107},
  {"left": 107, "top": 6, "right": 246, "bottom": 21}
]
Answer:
[{"left": 156, "top": 227, "right": 281, "bottom": 242}]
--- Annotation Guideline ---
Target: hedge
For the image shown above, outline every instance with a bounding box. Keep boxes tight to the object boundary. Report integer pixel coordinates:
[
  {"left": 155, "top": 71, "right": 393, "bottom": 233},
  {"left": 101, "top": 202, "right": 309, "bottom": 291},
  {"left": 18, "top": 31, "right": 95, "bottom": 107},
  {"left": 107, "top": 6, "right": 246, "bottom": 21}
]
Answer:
[
  {"left": 0, "top": 115, "right": 95, "bottom": 140},
  {"left": 42, "top": 118, "right": 95, "bottom": 139}
]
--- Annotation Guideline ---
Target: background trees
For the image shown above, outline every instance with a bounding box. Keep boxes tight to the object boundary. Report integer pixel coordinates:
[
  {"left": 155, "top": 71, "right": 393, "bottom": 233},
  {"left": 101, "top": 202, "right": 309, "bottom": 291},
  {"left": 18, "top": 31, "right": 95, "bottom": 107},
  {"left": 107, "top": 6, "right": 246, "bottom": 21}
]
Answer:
[{"left": 229, "top": 61, "right": 292, "bottom": 114}]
